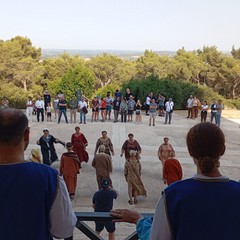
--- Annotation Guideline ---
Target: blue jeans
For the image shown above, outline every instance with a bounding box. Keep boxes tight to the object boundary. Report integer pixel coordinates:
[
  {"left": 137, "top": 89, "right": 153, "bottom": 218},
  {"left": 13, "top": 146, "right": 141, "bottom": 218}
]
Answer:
[
  {"left": 216, "top": 113, "right": 221, "bottom": 127},
  {"left": 165, "top": 111, "right": 172, "bottom": 124},
  {"left": 80, "top": 110, "right": 86, "bottom": 123},
  {"left": 58, "top": 109, "right": 68, "bottom": 123}
]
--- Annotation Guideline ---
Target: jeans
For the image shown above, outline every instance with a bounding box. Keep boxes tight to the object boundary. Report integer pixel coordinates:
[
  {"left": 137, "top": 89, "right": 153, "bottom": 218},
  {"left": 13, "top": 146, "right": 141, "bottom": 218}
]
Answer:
[
  {"left": 216, "top": 113, "right": 221, "bottom": 127},
  {"left": 165, "top": 111, "right": 172, "bottom": 124},
  {"left": 80, "top": 110, "right": 86, "bottom": 123},
  {"left": 37, "top": 108, "right": 44, "bottom": 122},
  {"left": 58, "top": 109, "right": 68, "bottom": 123},
  {"left": 121, "top": 110, "right": 127, "bottom": 122},
  {"left": 211, "top": 112, "right": 217, "bottom": 124}
]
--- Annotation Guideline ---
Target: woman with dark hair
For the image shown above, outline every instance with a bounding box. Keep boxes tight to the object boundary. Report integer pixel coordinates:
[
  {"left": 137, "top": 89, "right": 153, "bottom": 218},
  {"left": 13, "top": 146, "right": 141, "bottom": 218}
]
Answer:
[
  {"left": 94, "top": 131, "right": 114, "bottom": 157},
  {"left": 71, "top": 126, "right": 88, "bottom": 163},
  {"left": 120, "top": 133, "right": 141, "bottom": 160},
  {"left": 111, "top": 122, "right": 240, "bottom": 240}
]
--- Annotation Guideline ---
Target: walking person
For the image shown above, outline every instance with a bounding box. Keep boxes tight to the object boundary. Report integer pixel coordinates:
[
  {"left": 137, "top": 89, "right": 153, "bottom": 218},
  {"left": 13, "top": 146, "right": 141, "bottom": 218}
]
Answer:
[
  {"left": 201, "top": 101, "right": 208, "bottom": 122},
  {"left": 124, "top": 150, "right": 147, "bottom": 205},
  {"left": 60, "top": 142, "right": 81, "bottom": 200},
  {"left": 35, "top": 96, "right": 44, "bottom": 122},
  {"left": 37, "top": 128, "right": 65, "bottom": 165},
  {"left": 149, "top": 98, "right": 157, "bottom": 126},
  {"left": 94, "top": 131, "right": 114, "bottom": 157},
  {"left": 69, "top": 96, "right": 78, "bottom": 124},
  {"left": 0, "top": 109, "right": 76, "bottom": 240},
  {"left": 58, "top": 96, "right": 68, "bottom": 124},
  {"left": 120, "top": 98, "right": 128, "bottom": 123},
  {"left": 78, "top": 96, "right": 88, "bottom": 124},
  {"left": 92, "top": 145, "right": 113, "bottom": 189},
  {"left": 92, "top": 178, "right": 118, "bottom": 240},
  {"left": 26, "top": 96, "right": 33, "bottom": 122},
  {"left": 164, "top": 98, "right": 174, "bottom": 124},
  {"left": 71, "top": 126, "right": 89, "bottom": 163}
]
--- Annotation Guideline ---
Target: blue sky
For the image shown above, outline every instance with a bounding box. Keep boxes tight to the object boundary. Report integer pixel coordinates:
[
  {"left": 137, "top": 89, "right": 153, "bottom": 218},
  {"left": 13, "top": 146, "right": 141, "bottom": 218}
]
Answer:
[{"left": 0, "top": 0, "right": 239, "bottom": 51}]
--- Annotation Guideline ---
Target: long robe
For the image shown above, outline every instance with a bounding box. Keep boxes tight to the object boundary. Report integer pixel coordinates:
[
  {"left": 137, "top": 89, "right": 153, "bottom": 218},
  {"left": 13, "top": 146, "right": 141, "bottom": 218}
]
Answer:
[
  {"left": 124, "top": 159, "right": 147, "bottom": 199},
  {"left": 59, "top": 151, "right": 80, "bottom": 196},
  {"left": 122, "top": 140, "right": 141, "bottom": 159},
  {"left": 95, "top": 137, "right": 113, "bottom": 156},
  {"left": 71, "top": 133, "right": 88, "bottom": 163}
]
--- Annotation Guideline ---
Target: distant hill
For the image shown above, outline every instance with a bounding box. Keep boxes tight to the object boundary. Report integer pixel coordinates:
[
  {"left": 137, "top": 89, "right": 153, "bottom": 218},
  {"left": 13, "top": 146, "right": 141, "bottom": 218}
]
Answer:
[{"left": 41, "top": 49, "right": 176, "bottom": 60}]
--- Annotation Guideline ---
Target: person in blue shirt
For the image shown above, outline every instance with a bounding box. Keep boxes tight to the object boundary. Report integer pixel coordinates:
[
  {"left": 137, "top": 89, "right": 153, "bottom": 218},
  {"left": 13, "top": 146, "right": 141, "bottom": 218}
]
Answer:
[{"left": 111, "top": 122, "right": 240, "bottom": 240}]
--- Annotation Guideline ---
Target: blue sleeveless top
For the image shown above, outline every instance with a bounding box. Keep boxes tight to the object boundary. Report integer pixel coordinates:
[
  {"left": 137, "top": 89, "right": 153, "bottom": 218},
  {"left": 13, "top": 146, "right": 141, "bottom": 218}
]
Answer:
[
  {"left": 164, "top": 178, "right": 240, "bottom": 240},
  {"left": 0, "top": 162, "right": 58, "bottom": 240}
]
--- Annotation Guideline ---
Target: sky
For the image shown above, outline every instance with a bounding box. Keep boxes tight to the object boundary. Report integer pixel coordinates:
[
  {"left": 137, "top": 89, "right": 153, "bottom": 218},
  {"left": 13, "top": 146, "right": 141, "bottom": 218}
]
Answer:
[{"left": 0, "top": 0, "right": 239, "bottom": 51}]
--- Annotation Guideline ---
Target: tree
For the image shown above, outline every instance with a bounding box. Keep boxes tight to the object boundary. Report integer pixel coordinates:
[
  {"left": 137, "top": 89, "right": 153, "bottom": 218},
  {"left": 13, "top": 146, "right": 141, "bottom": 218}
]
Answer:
[{"left": 231, "top": 46, "right": 240, "bottom": 60}]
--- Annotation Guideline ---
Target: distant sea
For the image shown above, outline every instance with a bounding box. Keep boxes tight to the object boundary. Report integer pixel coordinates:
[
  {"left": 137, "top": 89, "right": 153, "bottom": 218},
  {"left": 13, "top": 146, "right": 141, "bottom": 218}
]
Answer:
[{"left": 41, "top": 49, "right": 176, "bottom": 60}]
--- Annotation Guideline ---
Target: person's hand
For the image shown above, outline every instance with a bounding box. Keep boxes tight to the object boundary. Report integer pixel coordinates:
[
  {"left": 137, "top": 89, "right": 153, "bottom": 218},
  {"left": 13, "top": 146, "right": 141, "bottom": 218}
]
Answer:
[
  {"left": 110, "top": 209, "right": 143, "bottom": 224},
  {"left": 120, "top": 153, "right": 123, "bottom": 157},
  {"left": 163, "top": 179, "right": 167, "bottom": 185}
]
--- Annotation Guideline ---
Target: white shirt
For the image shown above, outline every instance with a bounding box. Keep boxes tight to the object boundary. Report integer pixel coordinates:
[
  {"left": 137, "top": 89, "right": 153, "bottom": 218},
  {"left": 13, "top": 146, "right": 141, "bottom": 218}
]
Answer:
[
  {"left": 35, "top": 100, "right": 44, "bottom": 109},
  {"left": 187, "top": 98, "right": 193, "bottom": 108},
  {"left": 50, "top": 176, "right": 77, "bottom": 238},
  {"left": 78, "top": 100, "right": 87, "bottom": 109},
  {"left": 165, "top": 101, "right": 174, "bottom": 112},
  {"left": 146, "top": 97, "right": 151, "bottom": 105}
]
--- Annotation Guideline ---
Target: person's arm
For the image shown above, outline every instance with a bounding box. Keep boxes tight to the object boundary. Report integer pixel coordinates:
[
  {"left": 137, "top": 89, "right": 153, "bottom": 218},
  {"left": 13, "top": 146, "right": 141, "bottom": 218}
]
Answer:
[
  {"left": 94, "top": 140, "right": 100, "bottom": 155},
  {"left": 59, "top": 156, "right": 64, "bottom": 175},
  {"left": 108, "top": 139, "right": 114, "bottom": 156},
  {"left": 92, "top": 157, "right": 96, "bottom": 168},
  {"left": 120, "top": 141, "right": 127, "bottom": 157},
  {"left": 49, "top": 176, "right": 77, "bottom": 239},
  {"left": 158, "top": 146, "right": 162, "bottom": 160}
]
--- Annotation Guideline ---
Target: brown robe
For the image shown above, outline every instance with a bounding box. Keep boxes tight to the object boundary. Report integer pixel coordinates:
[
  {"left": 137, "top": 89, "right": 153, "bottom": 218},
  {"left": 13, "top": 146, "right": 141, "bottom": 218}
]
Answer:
[{"left": 59, "top": 151, "right": 80, "bottom": 196}]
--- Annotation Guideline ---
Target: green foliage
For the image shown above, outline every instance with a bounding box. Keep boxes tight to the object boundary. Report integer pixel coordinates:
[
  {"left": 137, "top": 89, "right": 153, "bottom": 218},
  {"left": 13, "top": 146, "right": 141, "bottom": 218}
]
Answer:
[
  {"left": 93, "top": 83, "right": 120, "bottom": 99},
  {"left": 48, "top": 64, "right": 95, "bottom": 101},
  {"left": 122, "top": 76, "right": 227, "bottom": 109}
]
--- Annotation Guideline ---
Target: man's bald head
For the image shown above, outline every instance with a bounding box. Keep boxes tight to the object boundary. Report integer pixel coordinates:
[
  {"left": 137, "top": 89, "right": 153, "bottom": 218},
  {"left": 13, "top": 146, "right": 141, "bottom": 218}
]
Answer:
[{"left": 0, "top": 109, "right": 28, "bottom": 146}]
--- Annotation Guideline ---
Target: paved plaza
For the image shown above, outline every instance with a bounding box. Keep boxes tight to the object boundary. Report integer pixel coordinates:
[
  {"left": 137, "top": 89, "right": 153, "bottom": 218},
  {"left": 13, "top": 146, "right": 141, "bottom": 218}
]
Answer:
[{"left": 25, "top": 110, "right": 240, "bottom": 239}]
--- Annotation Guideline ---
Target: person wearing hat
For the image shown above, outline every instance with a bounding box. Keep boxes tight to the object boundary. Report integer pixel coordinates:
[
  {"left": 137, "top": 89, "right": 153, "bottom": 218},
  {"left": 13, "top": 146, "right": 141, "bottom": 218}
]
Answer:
[
  {"left": 60, "top": 142, "right": 81, "bottom": 200},
  {"left": 92, "top": 178, "right": 118, "bottom": 240},
  {"left": 92, "top": 145, "right": 113, "bottom": 190},
  {"left": 37, "top": 128, "right": 65, "bottom": 165},
  {"left": 164, "top": 98, "right": 174, "bottom": 124}
]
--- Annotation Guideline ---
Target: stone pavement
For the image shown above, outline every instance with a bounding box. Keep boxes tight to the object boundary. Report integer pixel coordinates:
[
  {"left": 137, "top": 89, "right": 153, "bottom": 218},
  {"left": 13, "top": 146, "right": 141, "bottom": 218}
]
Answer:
[{"left": 25, "top": 110, "right": 240, "bottom": 239}]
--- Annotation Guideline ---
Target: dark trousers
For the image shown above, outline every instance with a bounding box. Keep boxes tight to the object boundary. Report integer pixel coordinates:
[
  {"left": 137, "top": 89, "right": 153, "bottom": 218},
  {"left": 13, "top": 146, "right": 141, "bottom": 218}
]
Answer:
[
  {"left": 121, "top": 111, "right": 127, "bottom": 122},
  {"left": 58, "top": 109, "right": 68, "bottom": 123},
  {"left": 37, "top": 108, "right": 44, "bottom": 122},
  {"left": 201, "top": 111, "right": 207, "bottom": 122},
  {"left": 165, "top": 111, "right": 172, "bottom": 124}
]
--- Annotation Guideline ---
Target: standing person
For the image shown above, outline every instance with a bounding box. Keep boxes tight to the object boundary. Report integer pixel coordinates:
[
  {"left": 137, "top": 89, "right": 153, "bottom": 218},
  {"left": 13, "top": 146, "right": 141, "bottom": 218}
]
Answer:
[
  {"left": 69, "top": 96, "right": 78, "bottom": 124},
  {"left": 125, "top": 88, "right": 134, "bottom": 101},
  {"left": 135, "top": 100, "right": 142, "bottom": 125},
  {"left": 210, "top": 100, "right": 217, "bottom": 124},
  {"left": 106, "top": 92, "right": 113, "bottom": 120},
  {"left": 216, "top": 100, "right": 223, "bottom": 127},
  {"left": 35, "top": 96, "right": 44, "bottom": 122},
  {"left": 53, "top": 96, "right": 59, "bottom": 120},
  {"left": 158, "top": 137, "right": 174, "bottom": 168},
  {"left": 0, "top": 109, "right": 76, "bottom": 240},
  {"left": 1, "top": 96, "right": 9, "bottom": 109},
  {"left": 163, "top": 150, "right": 183, "bottom": 186},
  {"left": 186, "top": 95, "right": 193, "bottom": 118},
  {"left": 91, "top": 96, "right": 99, "bottom": 122},
  {"left": 164, "top": 98, "right": 174, "bottom": 124},
  {"left": 127, "top": 95, "right": 136, "bottom": 122},
  {"left": 120, "top": 98, "right": 128, "bottom": 123},
  {"left": 145, "top": 93, "right": 151, "bottom": 115},
  {"left": 94, "top": 131, "right": 114, "bottom": 157},
  {"left": 37, "top": 128, "right": 65, "bottom": 165},
  {"left": 114, "top": 89, "right": 123, "bottom": 101},
  {"left": 111, "top": 123, "right": 240, "bottom": 240},
  {"left": 158, "top": 93, "right": 165, "bottom": 117},
  {"left": 59, "top": 142, "right": 81, "bottom": 200},
  {"left": 92, "top": 145, "right": 113, "bottom": 189},
  {"left": 149, "top": 98, "right": 157, "bottom": 126},
  {"left": 101, "top": 97, "right": 107, "bottom": 122},
  {"left": 191, "top": 96, "right": 199, "bottom": 119},
  {"left": 92, "top": 178, "right": 118, "bottom": 240},
  {"left": 43, "top": 90, "right": 51, "bottom": 114},
  {"left": 71, "top": 126, "right": 89, "bottom": 163},
  {"left": 26, "top": 96, "right": 33, "bottom": 122},
  {"left": 78, "top": 96, "right": 88, "bottom": 124},
  {"left": 124, "top": 150, "right": 147, "bottom": 205},
  {"left": 201, "top": 101, "right": 208, "bottom": 122},
  {"left": 113, "top": 97, "right": 121, "bottom": 123},
  {"left": 46, "top": 102, "right": 52, "bottom": 122},
  {"left": 121, "top": 133, "right": 142, "bottom": 160},
  {"left": 58, "top": 96, "right": 68, "bottom": 124}
]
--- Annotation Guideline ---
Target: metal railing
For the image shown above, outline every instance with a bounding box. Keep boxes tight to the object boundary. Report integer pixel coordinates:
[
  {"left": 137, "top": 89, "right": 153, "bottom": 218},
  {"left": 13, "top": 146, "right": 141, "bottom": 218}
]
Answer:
[{"left": 65, "top": 212, "right": 154, "bottom": 240}]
